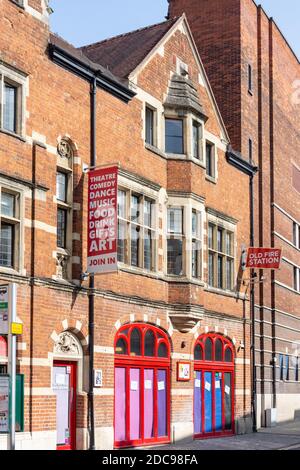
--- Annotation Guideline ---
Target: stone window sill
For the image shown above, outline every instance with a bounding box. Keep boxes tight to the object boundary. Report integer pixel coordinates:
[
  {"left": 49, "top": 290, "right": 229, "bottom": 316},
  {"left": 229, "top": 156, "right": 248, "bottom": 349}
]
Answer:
[{"left": 0, "top": 128, "right": 26, "bottom": 143}]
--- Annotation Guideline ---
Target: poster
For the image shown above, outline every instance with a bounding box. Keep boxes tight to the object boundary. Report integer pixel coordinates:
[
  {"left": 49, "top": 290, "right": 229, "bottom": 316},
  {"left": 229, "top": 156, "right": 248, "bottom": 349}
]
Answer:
[
  {"left": 0, "top": 285, "right": 9, "bottom": 335},
  {"left": 87, "top": 166, "right": 118, "bottom": 274},
  {"left": 177, "top": 362, "right": 191, "bottom": 381},
  {"left": 0, "top": 376, "right": 9, "bottom": 433}
]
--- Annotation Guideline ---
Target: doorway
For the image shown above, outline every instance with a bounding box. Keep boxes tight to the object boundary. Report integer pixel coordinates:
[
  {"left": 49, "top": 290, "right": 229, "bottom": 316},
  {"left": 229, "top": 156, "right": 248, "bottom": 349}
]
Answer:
[
  {"left": 114, "top": 324, "right": 171, "bottom": 448},
  {"left": 53, "top": 361, "right": 77, "bottom": 450},
  {"left": 194, "top": 334, "right": 235, "bottom": 438}
]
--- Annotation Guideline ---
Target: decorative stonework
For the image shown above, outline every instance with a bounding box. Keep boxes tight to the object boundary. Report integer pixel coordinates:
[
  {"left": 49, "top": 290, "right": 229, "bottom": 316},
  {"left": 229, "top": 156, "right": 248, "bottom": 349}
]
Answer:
[
  {"left": 57, "top": 139, "right": 73, "bottom": 159},
  {"left": 56, "top": 252, "right": 69, "bottom": 280},
  {"left": 54, "top": 331, "right": 81, "bottom": 356}
]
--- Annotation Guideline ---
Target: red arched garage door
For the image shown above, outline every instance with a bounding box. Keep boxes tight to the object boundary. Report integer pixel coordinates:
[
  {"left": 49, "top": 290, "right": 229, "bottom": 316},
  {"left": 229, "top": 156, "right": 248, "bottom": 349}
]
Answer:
[
  {"left": 114, "top": 323, "right": 171, "bottom": 448},
  {"left": 194, "top": 333, "right": 235, "bottom": 438}
]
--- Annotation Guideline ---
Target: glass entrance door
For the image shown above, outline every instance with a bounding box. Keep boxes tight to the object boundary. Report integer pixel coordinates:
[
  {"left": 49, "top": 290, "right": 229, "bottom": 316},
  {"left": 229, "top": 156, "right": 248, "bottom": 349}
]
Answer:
[
  {"left": 114, "top": 366, "right": 169, "bottom": 447},
  {"left": 53, "top": 361, "right": 77, "bottom": 450},
  {"left": 194, "top": 369, "right": 234, "bottom": 438}
]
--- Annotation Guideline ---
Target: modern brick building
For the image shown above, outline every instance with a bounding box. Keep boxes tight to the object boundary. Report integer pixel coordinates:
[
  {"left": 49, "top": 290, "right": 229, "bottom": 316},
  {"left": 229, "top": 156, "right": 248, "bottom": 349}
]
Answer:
[
  {"left": 0, "top": 0, "right": 255, "bottom": 449},
  {"left": 168, "top": 0, "right": 300, "bottom": 426}
]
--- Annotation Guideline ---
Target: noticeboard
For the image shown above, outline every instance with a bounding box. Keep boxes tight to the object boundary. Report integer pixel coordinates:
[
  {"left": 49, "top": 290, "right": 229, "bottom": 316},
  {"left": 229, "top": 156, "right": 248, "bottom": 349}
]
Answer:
[{"left": 0, "top": 375, "right": 9, "bottom": 433}]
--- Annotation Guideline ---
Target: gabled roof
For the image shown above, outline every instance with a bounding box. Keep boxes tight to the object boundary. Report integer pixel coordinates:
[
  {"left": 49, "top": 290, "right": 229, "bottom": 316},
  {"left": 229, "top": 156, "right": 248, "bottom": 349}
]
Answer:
[{"left": 79, "top": 18, "right": 178, "bottom": 79}]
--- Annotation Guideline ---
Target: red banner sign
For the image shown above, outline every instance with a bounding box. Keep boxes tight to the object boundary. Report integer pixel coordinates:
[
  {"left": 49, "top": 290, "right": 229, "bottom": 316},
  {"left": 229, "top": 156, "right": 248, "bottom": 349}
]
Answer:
[
  {"left": 87, "top": 166, "right": 118, "bottom": 274},
  {"left": 246, "top": 247, "right": 282, "bottom": 269}
]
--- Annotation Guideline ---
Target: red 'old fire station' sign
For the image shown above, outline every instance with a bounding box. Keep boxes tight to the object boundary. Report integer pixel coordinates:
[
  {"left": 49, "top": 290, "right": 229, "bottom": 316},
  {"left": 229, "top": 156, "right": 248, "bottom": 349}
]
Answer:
[
  {"left": 246, "top": 247, "right": 282, "bottom": 269},
  {"left": 87, "top": 166, "right": 118, "bottom": 274}
]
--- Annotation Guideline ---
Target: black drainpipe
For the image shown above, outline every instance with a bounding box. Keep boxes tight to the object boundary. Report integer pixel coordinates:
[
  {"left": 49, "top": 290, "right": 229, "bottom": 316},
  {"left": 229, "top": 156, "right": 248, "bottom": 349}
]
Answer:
[
  {"left": 249, "top": 170, "right": 257, "bottom": 433},
  {"left": 88, "top": 76, "right": 97, "bottom": 451}
]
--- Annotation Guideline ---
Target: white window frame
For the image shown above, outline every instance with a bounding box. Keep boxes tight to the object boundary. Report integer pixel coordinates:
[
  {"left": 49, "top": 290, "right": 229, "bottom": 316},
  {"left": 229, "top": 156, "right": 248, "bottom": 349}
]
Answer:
[
  {"left": 190, "top": 116, "right": 205, "bottom": 164},
  {"left": 191, "top": 209, "right": 202, "bottom": 279},
  {"left": 0, "top": 181, "right": 24, "bottom": 274},
  {"left": 207, "top": 215, "right": 236, "bottom": 292},
  {"left": 293, "top": 221, "right": 300, "bottom": 249},
  {"left": 55, "top": 142, "right": 74, "bottom": 281},
  {"left": 0, "top": 63, "right": 27, "bottom": 137},
  {"left": 145, "top": 103, "right": 157, "bottom": 148},
  {"left": 294, "top": 266, "right": 300, "bottom": 292}
]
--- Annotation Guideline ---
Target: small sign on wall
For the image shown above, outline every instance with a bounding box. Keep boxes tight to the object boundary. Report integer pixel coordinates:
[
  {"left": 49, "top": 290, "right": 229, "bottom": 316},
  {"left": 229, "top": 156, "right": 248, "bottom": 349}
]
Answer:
[
  {"left": 177, "top": 361, "right": 191, "bottom": 382},
  {"left": 94, "top": 369, "right": 103, "bottom": 388}
]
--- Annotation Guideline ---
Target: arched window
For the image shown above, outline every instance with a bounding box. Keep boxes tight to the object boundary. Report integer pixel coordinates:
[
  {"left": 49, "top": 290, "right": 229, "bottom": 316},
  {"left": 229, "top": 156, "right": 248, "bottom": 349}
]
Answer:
[
  {"left": 114, "top": 323, "right": 170, "bottom": 359},
  {"left": 194, "top": 333, "right": 234, "bottom": 363}
]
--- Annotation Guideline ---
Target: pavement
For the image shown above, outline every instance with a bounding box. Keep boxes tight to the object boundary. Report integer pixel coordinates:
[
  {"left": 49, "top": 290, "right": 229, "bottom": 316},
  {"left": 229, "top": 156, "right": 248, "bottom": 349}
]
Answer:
[{"left": 159, "top": 420, "right": 300, "bottom": 450}]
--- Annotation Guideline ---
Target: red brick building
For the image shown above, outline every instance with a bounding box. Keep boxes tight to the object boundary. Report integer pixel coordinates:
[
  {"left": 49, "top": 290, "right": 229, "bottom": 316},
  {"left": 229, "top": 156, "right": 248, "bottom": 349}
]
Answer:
[
  {"left": 168, "top": 0, "right": 300, "bottom": 427},
  {"left": 0, "top": 0, "right": 254, "bottom": 449}
]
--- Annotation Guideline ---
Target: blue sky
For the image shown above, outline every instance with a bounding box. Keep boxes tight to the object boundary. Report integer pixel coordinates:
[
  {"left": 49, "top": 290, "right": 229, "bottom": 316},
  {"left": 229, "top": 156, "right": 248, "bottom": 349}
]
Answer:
[{"left": 49, "top": 1, "right": 300, "bottom": 58}]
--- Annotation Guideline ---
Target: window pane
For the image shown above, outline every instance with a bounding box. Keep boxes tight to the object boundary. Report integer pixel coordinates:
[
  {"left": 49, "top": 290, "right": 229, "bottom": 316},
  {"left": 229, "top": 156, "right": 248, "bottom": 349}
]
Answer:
[
  {"left": 208, "top": 224, "right": 214, "bottom": 249},
  {"left": 217, "top": 228, "right": 223, "bottom": 252},
  {"left": 168, "top": 208, "right": 182, "bottom": 234},
  {"left": 145, "top": 107, "right": 154, "bottom": 145},
  {"left": 130, "top": 328, "right": 141, "bottom": 356},
  {"left": 226, "top": 232, "right": 232, "bottom": 255},
  {"left": 57, "top": 208, "right": 67, "bottom": 248},
  {"left": 3, "top": 83, "right": 17, "bottom": 133},
  {"left": 165, "top": 119, "right": 184, "bottom": 154},
  {"left": 215, "top": 339, "right": 223, "bottom": 361},
  {"left": 192, "top": 240, "right": 200, "bottom": 278},
  {"left": 56, "top": 172, "right": 67, "bottom": 202},
  {"left": 192, "top": 211, "right": 197, "bottom": 237},
  {"left": 131, "top": 195, "right": 140, "bottom": 222},
  {"left": 225, "top": 348, "right": 233, "bottom": 362},
  {"left": 145, "top": 330, "right": 155, "bottom": 357},
  {"left": 1, "top": 192, "right": 15, "bottom": 218},
  {"left": 0, "top": 223, "right": 13, "bottom": 267},
  {"left": 167, "top": 238, "right": 183, "bottom": 275},
  {"left": 130, "top": 225, "right": 139, "bottom": 267},
  {"left": 217, "top": 255, "right": 223, "bottom": 289},
  {"left": 116, "top": 338, "right": 128, "bottom": 355},
  {"left": 192, "top": 122, "right": 199, "bottom": 159},
  {"left": 194, "top": 344, "right": 203, "bottom": 360},
  {"left": 158, "top": 342, "right": 168, "bottom": 358},
  {"left": 117, "top": 220, "right": 126, "bottom": 263},
  {"left": 144, "top": 229, "right": 152, "bottom": 271},
  {"left": 144, "top": 199, "right": 152, "bottom": 228},
  {"left": 226, "top": 259, "right": 233, "bottom": 290},
  {"left": 205, "top": 338, "right": 213, "bottom": 361},
  {"left": 118, "top": 190, "right": 126, "bottom": 218},
  {"left": 206, "top": 143, "right": 214, "bottom": 177},
  {"left": 208, "top": 252, "right": 214, "bottom": 286}
]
